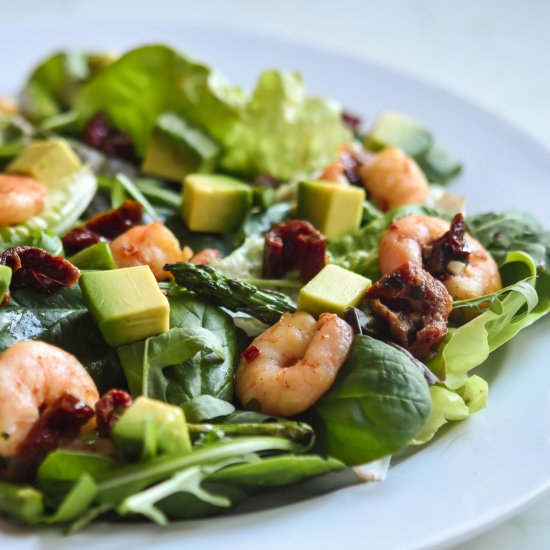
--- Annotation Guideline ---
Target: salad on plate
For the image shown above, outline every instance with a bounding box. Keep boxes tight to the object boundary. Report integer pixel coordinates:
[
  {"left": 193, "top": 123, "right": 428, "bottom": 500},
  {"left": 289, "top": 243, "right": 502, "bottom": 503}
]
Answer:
[{"left": 0, "top": 44, "right": 548, "bottom": 531}]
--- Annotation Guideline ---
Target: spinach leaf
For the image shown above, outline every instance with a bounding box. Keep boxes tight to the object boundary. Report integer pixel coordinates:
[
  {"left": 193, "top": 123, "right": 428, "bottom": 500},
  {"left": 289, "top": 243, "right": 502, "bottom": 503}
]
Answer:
[
  {"left": 117, "top": 292, "right": 237, "bottom": 405},
  {"left": 0, "top": 287, "right": 125, "bottom": 393},
  {"left": 182, "top": 395, "right": 235, "bottom": 423},
  {"left": 312, "top": 335, "right": 432, "bottom": 465}
]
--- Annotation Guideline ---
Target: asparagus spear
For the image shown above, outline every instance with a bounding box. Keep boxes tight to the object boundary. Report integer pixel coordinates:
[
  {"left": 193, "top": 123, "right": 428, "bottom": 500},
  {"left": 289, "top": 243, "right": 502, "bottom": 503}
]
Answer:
[{"left": 164, "top": 262, "right": 296, "bottom": 325}]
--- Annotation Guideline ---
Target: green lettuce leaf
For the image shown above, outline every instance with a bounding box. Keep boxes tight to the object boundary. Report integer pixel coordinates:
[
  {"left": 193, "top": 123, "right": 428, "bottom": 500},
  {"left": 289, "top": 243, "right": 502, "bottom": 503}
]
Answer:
[
  {"left": 412, "top": 375, "right": 488, "bottom": 444},
  {"left": 75, "top": 45, "right": 244, "bottom": 156},
  {"left": 20, "top": 51, "right": 113, "bottom": 122},
  {"left": 220, "top": 70, "right": 351, "bottom": 180},
  {"left": 430, "top": 252, "right": 550, "bottom": 388}
]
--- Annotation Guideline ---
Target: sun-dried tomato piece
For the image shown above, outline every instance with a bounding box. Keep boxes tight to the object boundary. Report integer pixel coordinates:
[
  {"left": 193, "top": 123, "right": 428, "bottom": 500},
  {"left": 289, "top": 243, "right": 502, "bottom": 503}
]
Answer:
[
  {"left": 84, "top": 112, "right": 138, "bottom": 162},
  {"left": 10, "top": 393, "right": 94, "bottom": 482},
  {"left": 62, "top": 200, "right": 143, "bottom": 255},
  {"left": 366, "top": 262, "right": 452, "bottom": 361},
  {"left": 241, "top": 345, "right": 261, "bottom": 363},
  {"left": 423, "top": 213, "right": 471, "bottom": 280},
  {"left": 263, "top": 220, "right": 327, "bottom": 283},
  {"left": 95, "top": 389, "right": 133, "bottom": 437},
  {"left": 0, "top": 246, "right": 80, "bottom": 294},
  {"left": 251, "top": 172, "right": 281, "bottom": 188}
]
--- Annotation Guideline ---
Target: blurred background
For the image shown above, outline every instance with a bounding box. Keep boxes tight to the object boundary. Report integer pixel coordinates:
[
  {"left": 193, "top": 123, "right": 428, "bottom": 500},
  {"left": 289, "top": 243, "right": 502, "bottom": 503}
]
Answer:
[
  {"left": 1, "top": 0, "right": 549, "bottom": 148},
  {"left": 0, "top": 1, "right": 549, "bottom": 548}
]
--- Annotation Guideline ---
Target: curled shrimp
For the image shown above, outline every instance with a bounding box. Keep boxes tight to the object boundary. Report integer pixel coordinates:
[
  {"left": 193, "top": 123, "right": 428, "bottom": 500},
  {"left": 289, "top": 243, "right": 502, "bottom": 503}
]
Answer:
[
  {"left": 109, "top": 221, "right": 192, "bottom": 281},
  {"left": 0, "top": 96, "right": 18, "bottom": 116},
  {"left": 235, "top": 311, "right": 354, "bottom": 416},
  {"left": 0, "top": 341, "right": 99, "bottom": 457},
  {"left": 379, "top": 214, "right": 502, "bottom": 300},
  {"left": 0, "top": 174, "right": 47, "bottom": 226},
  {"left": 358, "top": 147, "right": 429, "bottom": 211},
  {"left": 191, "top": 248, "right": 221, "bottom": 265}
]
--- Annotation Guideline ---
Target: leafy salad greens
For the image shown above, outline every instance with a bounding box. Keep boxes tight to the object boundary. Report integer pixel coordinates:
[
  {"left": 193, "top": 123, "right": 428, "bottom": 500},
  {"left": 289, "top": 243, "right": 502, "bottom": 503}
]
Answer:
[{"left": 0, "top": 43, "right": 549, "bottom": 532}]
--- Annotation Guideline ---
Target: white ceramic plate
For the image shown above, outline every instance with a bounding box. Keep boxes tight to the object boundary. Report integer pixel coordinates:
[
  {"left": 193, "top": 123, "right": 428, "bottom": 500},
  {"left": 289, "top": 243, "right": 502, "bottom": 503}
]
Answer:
[{"left": 0, "top": 21, "right": 549, "bottom": 550}]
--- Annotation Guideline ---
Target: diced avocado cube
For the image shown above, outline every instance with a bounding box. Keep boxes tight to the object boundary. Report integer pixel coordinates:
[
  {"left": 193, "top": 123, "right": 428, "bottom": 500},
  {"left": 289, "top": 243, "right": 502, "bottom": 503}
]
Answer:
[
  {"left": 297, "top": 180, "right": 365, "bottom": 239},
  {"left": 0, "top": 265, "right": 11, "bottom": 304},
  {"left": 297, "top": 264, "right": 371, "bottom": 317},
  {"left": 141, "top": 113, "right": 220, "bottom": 181},
  {"left": 79, "top": 265, "right": 169, "bottom": 347},
  {"left": 364, "top": 112, "right": 433, "bottom": 157},
  {"left": 112, "top": 396, "right": 192, "bottom": 459},
  {"left": 182, "top": 174, "right": 253, "bottom": 233},
  {"left": 68, "top": 242, "right": 117, "bottom": 271},
  {"left": 8, "top": 139, "right": 82, "bottom": 185}
]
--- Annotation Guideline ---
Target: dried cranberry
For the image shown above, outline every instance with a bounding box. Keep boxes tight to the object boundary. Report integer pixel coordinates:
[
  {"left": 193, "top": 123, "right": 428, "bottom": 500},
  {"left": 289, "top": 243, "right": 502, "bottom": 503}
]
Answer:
[
  {"left": 341, "top": 110, "right": 363, "bottom": 133},
  {"left": 263, "top": 220, "right": 327, "bottom": 283},
  {"left": 84, "top": 112, "right": 137, "bottom": 162},
  {"left": 84, "top": 112, "right": 111, "bottom": 149},
  {"left": 340, "top": 147, "right": 373, "bottom": 186},
  {"left": 95, "top": 389, "right": 133, "bottom": 437},
  {"left": 10, "top": 393, "right": 94, "bottom": 481},
  {"left": 423, "top": 213, "right": 471, "bottom": 280},
  {"left": 251, "top": 172, "right": 281, "bottom": 188},
  {"left": 62, "top": 200, "right": 143, "bottom": 255},
  {"left": 0, "top": 246, "right": 80, "bottom": 294},
  {"left": 241, "top": 345, "right": 261, "bottom": 363}
]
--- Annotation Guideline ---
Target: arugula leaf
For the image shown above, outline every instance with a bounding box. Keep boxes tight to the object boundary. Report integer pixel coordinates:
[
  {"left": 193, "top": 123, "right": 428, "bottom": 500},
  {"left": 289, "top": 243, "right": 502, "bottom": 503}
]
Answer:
[
  {"left": 0, "top": 482, "right": 44, "bottom": 524},
  {"left": 208, "top": 454, "right": 344, "bottom": 488},
  {"left": 468, "top": 210, "right": 550, "bottom": 269},
  {"left": 313, "top": 335, "right": 432, "bottom": 465},
  {"left": 117, "top": 462, "right": 236, "bottom": 525},
  {"left": 75, "top": 45, "right": 244, "bottom": 156},
  {"left": 220, "top": 70, "right": 351, "bottom": 180}
]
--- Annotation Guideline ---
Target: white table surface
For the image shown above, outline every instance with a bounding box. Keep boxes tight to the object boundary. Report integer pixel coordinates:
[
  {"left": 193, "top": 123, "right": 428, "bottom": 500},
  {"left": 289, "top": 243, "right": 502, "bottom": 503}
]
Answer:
[{"left": 1, "top": 1, "right": 549, "bottom": 548}]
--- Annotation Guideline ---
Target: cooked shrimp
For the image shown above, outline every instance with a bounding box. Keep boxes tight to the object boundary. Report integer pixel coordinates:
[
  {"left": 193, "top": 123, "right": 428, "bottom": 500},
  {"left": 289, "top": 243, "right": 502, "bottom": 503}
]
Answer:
[
  {"left": 0, "top": 174, "right": 47, "bottom": 226},
  {"left": 0, "top": 341, "right": 99, "bottom": 457},
  {"left": 109, "top": 222, "right": 192, "bottom": 281},
  {"left": 358, "top": 147, "right": 429, "bottom": 211},
  {"left": 0, "top": 96, "right": 18, "bottom": 116},
  {"left": 379, "top": 214, "right": 502, "bottom": 300},
  {"left": 191, "top": 248, "right": 221, "bottom": 265},
  {"left": 235, "top": 311, "right": 354, "bottom": 416}
]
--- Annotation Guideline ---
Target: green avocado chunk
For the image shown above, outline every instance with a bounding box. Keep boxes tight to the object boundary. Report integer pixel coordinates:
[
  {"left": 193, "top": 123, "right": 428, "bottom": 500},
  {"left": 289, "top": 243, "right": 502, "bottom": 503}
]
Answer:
[
  {"left": 68, "top": 242, "right": 117, "bottom": 271},
  {"left": 112, "top": 396, "right": 192, "bottom": 458},
  {"left": 79, "top": 265, "right": 170, "bottom": 347},
  {"left": 141, "top": 113, "right": 220, "bottom": 181},
  {"left": 8, "top": 139, "right": 82, "bottom": 185},
  {"left": 0, "top": 265, "right": 12, "bottom": 304},
  {"left": 364, "top": 112, "right": 433, "bottom": 157},
  {"left": 297, "top": 264, "right": 371, "bottom": 317},
  {"left": 297, "top": 180, "right": 365, "bottom": 239},
  {"left": 181, "top": 173, "right": 253, "bottom": 233}
]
